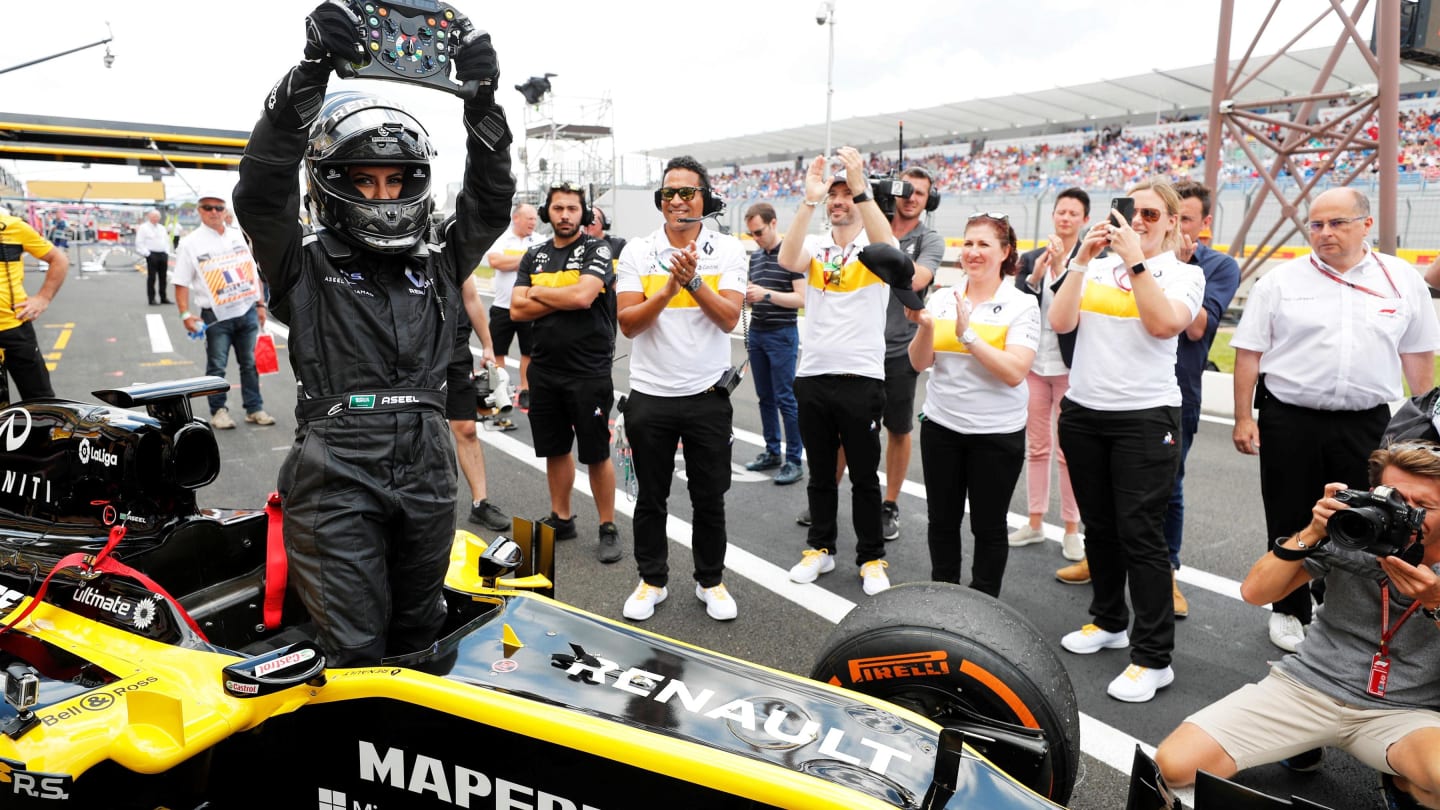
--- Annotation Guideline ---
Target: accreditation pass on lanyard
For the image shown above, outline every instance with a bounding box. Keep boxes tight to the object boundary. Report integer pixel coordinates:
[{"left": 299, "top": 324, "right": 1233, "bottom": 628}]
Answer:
[{"left": 1369, "top": 579, "right": 1423, "bottom": 698}]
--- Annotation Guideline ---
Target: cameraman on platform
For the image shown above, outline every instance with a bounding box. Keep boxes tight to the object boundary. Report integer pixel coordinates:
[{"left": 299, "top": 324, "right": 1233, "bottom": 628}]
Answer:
[
  {"left": 233, "top": 1, "right": 515, "bottom": 667},
  {"left": 1155, "top": 441, "right": 1440, "bottom": 808}
]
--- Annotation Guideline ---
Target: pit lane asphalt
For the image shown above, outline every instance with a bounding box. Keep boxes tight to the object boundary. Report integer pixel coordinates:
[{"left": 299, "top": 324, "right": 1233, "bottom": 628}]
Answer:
[{"left": 40, "top": 266, "right": 1384, "bottom": 810}]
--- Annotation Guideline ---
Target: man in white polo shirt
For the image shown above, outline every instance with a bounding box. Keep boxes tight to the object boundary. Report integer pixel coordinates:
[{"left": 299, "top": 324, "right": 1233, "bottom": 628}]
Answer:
[
  {"left": 1232, "top": 186, "right": 1440, "bottom": 652},
  {"left": 779, "top": 146, "right": 918, "bottom": 597},
  {"left": 615, "top": 156, "right": 746, "bottom": 622}
]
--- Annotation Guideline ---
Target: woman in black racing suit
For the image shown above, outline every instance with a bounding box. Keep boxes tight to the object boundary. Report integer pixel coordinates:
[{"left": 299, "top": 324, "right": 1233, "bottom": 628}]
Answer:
[{"left": 233, "top": 2, "right": 515, "bottom": 666}]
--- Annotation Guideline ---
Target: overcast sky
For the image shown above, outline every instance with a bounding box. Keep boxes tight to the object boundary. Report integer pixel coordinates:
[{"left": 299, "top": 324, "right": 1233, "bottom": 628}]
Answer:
[{"left": 2, "top": 0, "right": 1374, "bottom": 200}]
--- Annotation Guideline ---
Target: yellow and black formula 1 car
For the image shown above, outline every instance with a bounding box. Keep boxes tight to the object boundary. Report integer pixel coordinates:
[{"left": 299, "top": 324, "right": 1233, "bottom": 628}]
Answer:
[{"left": 0, "top": 378, "right": 1318, "bottom": 809}]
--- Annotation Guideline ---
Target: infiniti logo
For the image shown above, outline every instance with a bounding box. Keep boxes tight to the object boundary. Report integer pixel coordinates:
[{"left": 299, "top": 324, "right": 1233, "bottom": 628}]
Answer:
[{"left": 0, "top": 407, "right": 31, "bottom": 452}]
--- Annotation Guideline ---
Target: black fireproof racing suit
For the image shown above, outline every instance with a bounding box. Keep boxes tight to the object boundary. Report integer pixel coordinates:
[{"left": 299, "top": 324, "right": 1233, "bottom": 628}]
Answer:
[{"left": 234, "top": 59, "right": 514, "bottom": 666}]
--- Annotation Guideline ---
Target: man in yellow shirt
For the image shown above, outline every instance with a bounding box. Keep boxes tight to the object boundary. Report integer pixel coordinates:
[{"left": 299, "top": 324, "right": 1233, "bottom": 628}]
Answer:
[{"left": 0, "top": 212, "right": 69, "bottom": 402}]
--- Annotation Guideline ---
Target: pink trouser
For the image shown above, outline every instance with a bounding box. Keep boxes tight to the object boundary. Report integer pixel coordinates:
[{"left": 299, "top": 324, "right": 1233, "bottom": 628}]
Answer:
[{"left": 1024, "top": 370, "right": 1080, "bottom": 524}]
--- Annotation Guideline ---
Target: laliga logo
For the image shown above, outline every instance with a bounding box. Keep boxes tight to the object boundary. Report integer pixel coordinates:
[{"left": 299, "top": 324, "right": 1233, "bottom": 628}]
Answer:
[
  {"left": 0, "top": 407, "right": 31, "bottom": 452},
  {"left": 78, "top": 439, "right": 119, "bottom": 468}
]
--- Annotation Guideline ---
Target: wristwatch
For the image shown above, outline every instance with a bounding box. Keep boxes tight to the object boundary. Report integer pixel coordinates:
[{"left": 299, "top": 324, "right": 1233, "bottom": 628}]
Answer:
[
  {"left": 1130, "top": 261, "right": 1148, "bottom": 275},
  {"left": 685, "top": 276, "right": 704, "bottom": 293},
  {"left": 763, "top": 292, "right": 772, "bottom": 302},
  {"left": 1422, "top": 604, "right": 1440, "bottom": 622},
  {"left": 960, "top": 328, "right": 978, "bottom": 346},
  {"left": 851, "top": 190, "right": 871, "bottom": 205}
]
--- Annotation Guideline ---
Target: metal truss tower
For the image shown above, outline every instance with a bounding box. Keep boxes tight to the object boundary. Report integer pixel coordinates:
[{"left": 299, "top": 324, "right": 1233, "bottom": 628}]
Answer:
[
  {"left": 1205, "top": 0, "right": 1403, "bottom": 277},
  {"left": 518, "top": 91, "right": 616, "bottom": 207}
]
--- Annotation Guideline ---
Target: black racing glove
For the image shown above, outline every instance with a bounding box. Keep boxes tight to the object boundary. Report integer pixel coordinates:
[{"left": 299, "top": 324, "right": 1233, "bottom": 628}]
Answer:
[
  {"left": 303, "top": 0, "right": 363, "bottom": 66},
  {"left": 455, "top": 29, "right": 500, "bottom": 103}
]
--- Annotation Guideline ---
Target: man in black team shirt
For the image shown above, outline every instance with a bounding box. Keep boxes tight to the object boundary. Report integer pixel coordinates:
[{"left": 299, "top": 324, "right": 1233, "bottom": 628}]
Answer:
[{"left": 510, "top": 182, "right": 622, "bottom": 564}]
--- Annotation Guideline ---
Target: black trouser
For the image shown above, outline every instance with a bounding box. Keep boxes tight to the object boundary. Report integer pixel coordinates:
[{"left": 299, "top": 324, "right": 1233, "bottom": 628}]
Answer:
[
  {"left": 625, "top": 389, "right": 733, "bottom": 589},
  {"left": 0, "top": 322, "right": 54, "bottom": 403},
  {"left": 920, "top": 420, "right": 1025, "bottom": 596},
  {"left": 1058, "top": 399, "right": 1179, "bottom": 669},
  {"left": 1256, "top": 381, "right": 1389, "bottom": 622},
  {"left": 145, "top": 251, "right": 168, "bottom": 303},
  {"left": 795, "top": 374, "right": 886, "bottom": 565},
  {"left": 279, "top": 411, "right": 456, "bottom": 667}
]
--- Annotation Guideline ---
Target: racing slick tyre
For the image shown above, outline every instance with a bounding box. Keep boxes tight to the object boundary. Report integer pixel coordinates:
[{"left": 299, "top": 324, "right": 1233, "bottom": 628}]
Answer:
[{"left": 810, "top": 582, "right": 1080, "bottom": 805}]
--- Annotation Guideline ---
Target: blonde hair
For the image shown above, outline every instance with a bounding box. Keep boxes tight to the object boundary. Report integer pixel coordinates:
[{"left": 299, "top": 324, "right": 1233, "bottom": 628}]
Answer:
[
  {"left": 1370, "top": 441, "right": 1440, "bottom": 487},
  {"left": 1126, "top": 178, "right": 1183, "bottom": 254}
]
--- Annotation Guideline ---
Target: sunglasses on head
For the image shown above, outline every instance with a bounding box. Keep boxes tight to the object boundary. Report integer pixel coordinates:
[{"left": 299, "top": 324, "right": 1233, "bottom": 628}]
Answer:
[
  {"left": 659, "top": 186, "right": 702, "bottom": 202},
  {"left": 199, "top": 204, "right": 226, "bottom": 212},
  {"left": 549, "top": 181, "right": 584, "bottom": 193},
  {"left": 967, "top": 211, "right": 1009, "bottom": 223}
]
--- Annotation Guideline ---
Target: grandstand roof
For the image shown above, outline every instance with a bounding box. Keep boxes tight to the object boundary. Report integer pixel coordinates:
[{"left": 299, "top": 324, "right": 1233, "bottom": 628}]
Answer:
[{"left": 648, "top": 47, "right": 1440, "bottom": 166}]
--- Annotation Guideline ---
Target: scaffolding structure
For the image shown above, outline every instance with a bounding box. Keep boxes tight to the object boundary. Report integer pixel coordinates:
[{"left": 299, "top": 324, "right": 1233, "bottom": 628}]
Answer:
[
  {"left": 518, "top": 90, "right": 616, "bottom": 206},
  {"left": 1204, "top": 0, "right": 1405, "bottom": 276}
]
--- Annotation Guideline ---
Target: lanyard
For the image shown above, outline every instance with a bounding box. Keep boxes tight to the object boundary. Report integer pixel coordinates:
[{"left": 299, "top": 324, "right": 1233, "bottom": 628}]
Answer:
[
  {"left": 1378, "top": 578, "right": 1423, "bottom": 658},
  {"left": 1310, "top": 251, "right": 1400, "bottom": 299},
  {"left": 820, "top": 244, "right": 858, "bottom": 289}
]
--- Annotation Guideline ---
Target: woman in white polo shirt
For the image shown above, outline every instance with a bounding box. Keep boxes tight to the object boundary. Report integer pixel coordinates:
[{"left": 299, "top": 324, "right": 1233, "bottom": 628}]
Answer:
[
  {"left": 907, "top": 213, "right": 1039, "bottom": 597},
  {"left": 1048, "top": 179, "right": 1204, "bottom": 704}
]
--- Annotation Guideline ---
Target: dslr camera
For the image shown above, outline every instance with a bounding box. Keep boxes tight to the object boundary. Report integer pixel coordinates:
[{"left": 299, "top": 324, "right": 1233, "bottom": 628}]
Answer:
[
  {"left": 1329, "top": 486, "right": 1426, "bottom": 557},
  {"left": 474, "top": 364, "right": 513, "bottom": 419}
]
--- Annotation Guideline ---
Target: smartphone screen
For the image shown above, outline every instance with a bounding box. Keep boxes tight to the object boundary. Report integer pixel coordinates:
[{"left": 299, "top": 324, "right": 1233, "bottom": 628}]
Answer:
[{"left": 1110, "top": 196, "right": 1135, "bottom": 225}]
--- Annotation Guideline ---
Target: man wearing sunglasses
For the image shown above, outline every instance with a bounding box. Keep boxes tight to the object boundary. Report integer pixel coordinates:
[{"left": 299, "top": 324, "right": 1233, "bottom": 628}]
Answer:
[
  {"left": 1232, "top": 187, "right": 1440, "bottom": 654},
  {"left": 779, "top": 146, "right": 917, "bottom": 597},
  {"left": 615, "top": 157, "right": 746, "bottom": 622},
  {"left": 173, "top": 189, "right": 274, "bottom": 430},
  {"left": 741, "top": 201, "right": 806, "bottom": 487}
]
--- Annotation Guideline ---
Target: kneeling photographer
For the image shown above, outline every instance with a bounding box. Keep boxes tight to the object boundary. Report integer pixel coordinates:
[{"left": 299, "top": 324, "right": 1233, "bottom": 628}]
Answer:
[{"left": 1155, "top": 441, "right": 1440, "bottom": 808}]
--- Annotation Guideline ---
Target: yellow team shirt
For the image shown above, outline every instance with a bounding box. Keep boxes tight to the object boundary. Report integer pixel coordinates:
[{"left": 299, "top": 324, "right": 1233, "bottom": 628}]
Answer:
[{"left": 0, "top": 215, "right": 57, "bottom": 332}]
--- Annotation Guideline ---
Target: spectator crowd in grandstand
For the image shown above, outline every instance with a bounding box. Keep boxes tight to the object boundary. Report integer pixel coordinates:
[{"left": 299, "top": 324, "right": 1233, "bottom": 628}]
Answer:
[{"left": 712, "top": 100, "right": 1440, "bottom": 200}]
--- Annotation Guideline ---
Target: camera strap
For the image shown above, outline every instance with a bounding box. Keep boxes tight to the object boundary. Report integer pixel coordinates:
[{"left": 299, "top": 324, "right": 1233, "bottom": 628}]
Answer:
[{"left": 1368, "top": 578, "right": 1423, "bottom": 698}]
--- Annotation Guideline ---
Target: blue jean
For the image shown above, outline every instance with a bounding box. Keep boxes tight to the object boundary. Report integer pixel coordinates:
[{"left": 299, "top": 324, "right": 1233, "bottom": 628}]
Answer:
[
  {"left": 205, "top": 305, "right": 263, "bottom": 415},
  {"left": 1162, "top": 403, "right": 1200, "bottom": 569},
  {"left": 747, "top": 325, "right": 803, "bottom": 464}
]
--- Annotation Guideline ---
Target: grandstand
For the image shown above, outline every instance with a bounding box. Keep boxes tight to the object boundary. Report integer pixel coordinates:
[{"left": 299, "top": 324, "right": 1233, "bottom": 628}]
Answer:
[{"left": 629, "top": 46, "right": 1440, "bottom": 265}]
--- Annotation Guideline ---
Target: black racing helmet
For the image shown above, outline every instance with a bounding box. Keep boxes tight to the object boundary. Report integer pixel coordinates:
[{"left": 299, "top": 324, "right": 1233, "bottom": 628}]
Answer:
[{"left": 305, "top": 91, "right": 436, "bottom": 253}]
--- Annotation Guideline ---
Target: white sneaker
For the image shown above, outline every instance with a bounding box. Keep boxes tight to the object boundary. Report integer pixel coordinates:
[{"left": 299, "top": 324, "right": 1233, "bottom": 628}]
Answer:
[
  {"left": 788, "top": 549, "right": 835, "bottom": 583},
  {"left": 244, "top": 410, "right": 276, "bottom": 426},
  {"left": 1269, "top": 612, "right": 1306, "bottom": 653},
  {"left": 1060, "top": 623, "right": 1129, "bottom": 654},
  {"left": 1007, "top": 524, "right": 1045, "bottom": 547},
  {"left": 622, "top": 582, "right": 668, "bottom": 621},
  {"left": 860, "top": 560, "right": 891, "bottom": 595},
  {"left": 1106, "top": 664, "right": 1175, "bottom": 702},
  {"left": 695, "top": 583, "right": 738, "bottom": 621},
  {"left": 210, "top": 408, "right": 236, "bottom": 430},
  {"left": 1062, "top": 532, "right": 1085, "bottom": 561}
]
